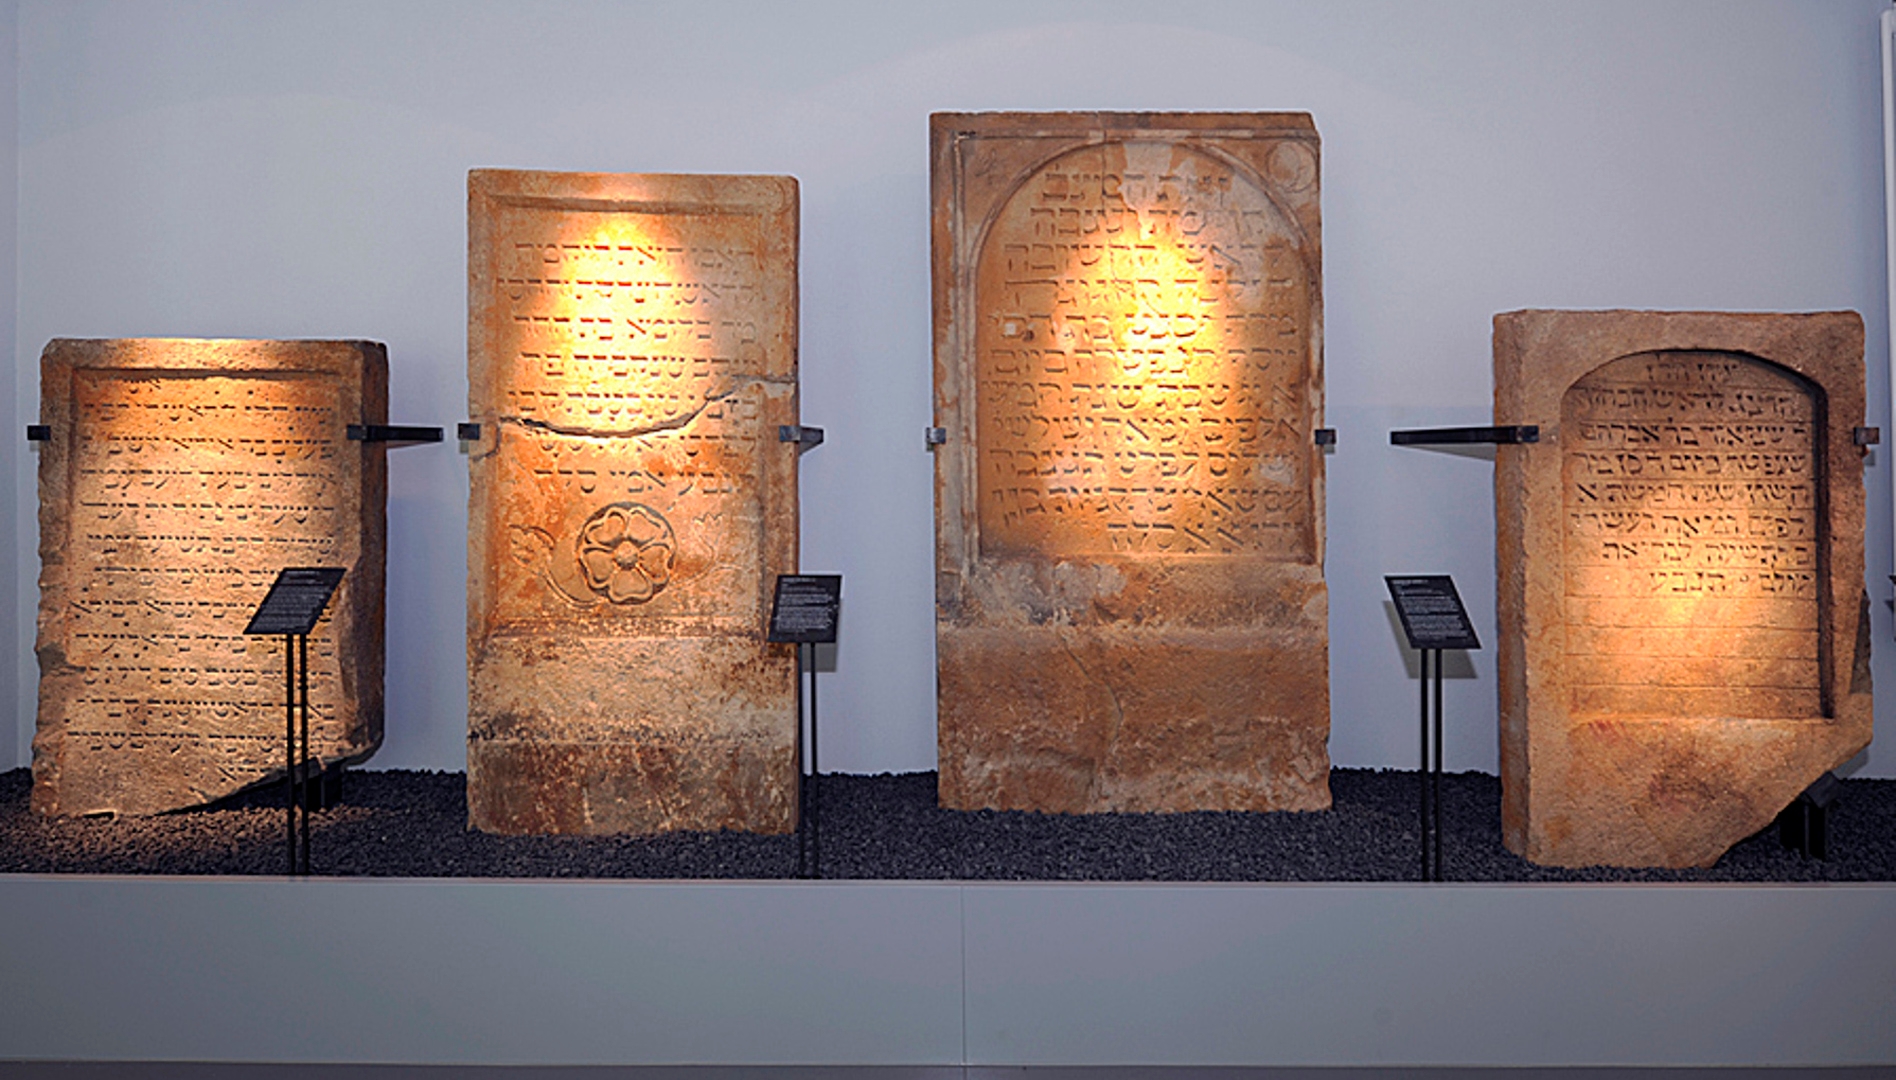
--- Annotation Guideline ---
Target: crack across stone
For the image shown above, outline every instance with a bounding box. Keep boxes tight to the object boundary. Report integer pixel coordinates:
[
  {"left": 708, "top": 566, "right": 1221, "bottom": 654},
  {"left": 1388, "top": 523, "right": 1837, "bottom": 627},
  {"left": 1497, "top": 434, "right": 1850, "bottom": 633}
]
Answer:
[{"left": 490, "top": 373, "right": 792, "bottom": 441}]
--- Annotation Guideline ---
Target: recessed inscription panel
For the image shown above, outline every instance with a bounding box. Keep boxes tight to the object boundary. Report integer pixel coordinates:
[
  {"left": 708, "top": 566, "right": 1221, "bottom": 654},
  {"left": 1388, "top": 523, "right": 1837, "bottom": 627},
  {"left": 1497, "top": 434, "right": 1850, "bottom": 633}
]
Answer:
[
  {"left": 34, "top": 339, "right": 386, "bottom": 817},
  {"left": 976, "top": 142, "right": 1313, "bottom": 560},
  {"left": 1560, "top": 351, "right": 1820, "bottom": 720},
  {"left": 481, "top": 205, "right": 772, "bottom": 631},
  {"left": 466, "top": 171, "right": 798, "bottom": 836}
]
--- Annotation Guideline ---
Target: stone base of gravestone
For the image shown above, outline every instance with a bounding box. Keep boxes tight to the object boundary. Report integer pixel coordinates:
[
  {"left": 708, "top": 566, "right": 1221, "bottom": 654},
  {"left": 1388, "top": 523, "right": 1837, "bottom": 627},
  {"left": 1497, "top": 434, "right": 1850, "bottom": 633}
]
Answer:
[
  {"left": 938, "top": 620, "right": 1332, "bottom": 813},
  {"left": 1495, "top": 310, "right": 1871, "bottom": 868}
]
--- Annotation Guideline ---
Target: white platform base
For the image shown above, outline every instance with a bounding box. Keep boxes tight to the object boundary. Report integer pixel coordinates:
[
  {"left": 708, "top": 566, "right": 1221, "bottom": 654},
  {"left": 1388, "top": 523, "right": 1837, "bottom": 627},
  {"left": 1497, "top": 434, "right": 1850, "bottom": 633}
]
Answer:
[{"left": 1, "top": 877, "right": 1890, "bottom": 1068}]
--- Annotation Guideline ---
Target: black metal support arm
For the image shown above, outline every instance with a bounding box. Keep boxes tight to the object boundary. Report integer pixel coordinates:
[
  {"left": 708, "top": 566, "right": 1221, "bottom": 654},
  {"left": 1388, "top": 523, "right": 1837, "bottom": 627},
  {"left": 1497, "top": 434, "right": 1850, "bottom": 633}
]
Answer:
[
  {"left": 347, "top": 424, "right": 444, "bottom": 445},
  {"left": 1390, "top": 425, "right": 1539, "bottom": 446},
  {"left": 778, "top": 425, "right": 825, "bottom": 449}
]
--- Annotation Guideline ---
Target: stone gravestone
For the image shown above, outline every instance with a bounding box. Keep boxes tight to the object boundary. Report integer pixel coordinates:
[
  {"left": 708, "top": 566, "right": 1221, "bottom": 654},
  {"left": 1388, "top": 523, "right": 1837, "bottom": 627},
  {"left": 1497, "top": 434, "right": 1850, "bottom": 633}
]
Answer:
[
  {"left": 931, "top": 112, "right": 1331, "bottom": 813},
  {"left": 466, "top": 170, "right": 801, "bottom": 835},
  {"left": 1495, "top": 310, "right": 1872, "bottom": 868},
  {"left": 34, "top": 338, "right": 387, "bottom": 816}
]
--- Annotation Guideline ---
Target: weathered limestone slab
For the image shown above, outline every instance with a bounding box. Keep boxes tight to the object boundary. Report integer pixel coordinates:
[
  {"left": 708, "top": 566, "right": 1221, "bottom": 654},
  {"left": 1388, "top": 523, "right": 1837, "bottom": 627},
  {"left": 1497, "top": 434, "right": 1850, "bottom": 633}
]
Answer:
[
  {"left": 34, "top": 338, "right": 388, "bottom": 816},
  {"left": 1495, "top": 310, "right": 1872, "bottom": 868},
  {"left": 466, "top": 170, "right": 800, "bottom": 835},
  {"left": 931, "top": 112, "right": 1331, "bottom": 813}
]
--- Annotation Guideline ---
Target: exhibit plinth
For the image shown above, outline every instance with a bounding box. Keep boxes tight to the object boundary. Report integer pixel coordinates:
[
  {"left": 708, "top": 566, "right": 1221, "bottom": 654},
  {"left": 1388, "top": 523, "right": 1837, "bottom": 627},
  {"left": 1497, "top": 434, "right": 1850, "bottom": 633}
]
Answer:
[
  {"left": 32, "top": 338, "right": 388, "bottom": 817},
  {"left": 465, "top": 170, "right": 802, "bottom": 835},
  {"left": 1494, "top": 309, "right": 1873, "bottom": 868},
  {"left": 930, "top": 112, "right": 1331, "bottom": 814}
]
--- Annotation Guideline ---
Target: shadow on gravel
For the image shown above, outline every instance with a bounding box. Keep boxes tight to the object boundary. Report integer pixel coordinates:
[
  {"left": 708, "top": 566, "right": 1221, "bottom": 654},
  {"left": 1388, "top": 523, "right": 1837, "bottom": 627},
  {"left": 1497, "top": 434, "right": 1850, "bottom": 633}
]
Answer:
[{"left": 1, "top": 767, "right": 1890, "bottom": 882}]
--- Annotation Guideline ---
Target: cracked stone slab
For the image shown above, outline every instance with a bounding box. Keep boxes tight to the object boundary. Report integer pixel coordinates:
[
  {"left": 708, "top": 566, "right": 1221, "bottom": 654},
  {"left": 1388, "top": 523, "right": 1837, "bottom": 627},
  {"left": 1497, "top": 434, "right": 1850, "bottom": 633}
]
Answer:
[
  {"left": 33, "top": 337, "right": 388, "bottom": 816},
  {"left": 466, "top": 170, "right": 801, "bottom": 835},
  {"left": 1495, "top": 309, "right": 1873, "bottom": 867},
  {"left": 930, "top": 113, "right": 1332, "bottom": 814}
]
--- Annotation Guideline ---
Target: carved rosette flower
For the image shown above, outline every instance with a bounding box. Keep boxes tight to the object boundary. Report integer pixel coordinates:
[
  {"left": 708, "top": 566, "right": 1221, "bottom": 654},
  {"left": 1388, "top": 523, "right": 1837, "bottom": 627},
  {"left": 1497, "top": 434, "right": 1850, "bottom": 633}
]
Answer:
[{"left": 576, "top": 503, "right": 675, "bottom": 605}]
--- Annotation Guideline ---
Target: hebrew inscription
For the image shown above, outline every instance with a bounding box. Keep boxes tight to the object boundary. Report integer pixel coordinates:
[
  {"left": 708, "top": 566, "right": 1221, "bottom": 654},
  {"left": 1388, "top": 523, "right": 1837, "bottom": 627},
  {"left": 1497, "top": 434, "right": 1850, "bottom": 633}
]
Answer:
[
  {"left": 467, "top": 170, "right": 799, "bottom": 836},
  {"left": 1562, "top": 351, "right": 1820, "bottom": 720},
  {"left": 934, "top": 113, "right": 1330, "bottom": 816},
  {"left": 482, "top": 218, "right": 771, "bottom": 629},
  {"left": 34, "top": 338, "right": 386, "bottom": 817},
  {"left": 976, "top": 142, "right": 1314, "bottom": 560}
]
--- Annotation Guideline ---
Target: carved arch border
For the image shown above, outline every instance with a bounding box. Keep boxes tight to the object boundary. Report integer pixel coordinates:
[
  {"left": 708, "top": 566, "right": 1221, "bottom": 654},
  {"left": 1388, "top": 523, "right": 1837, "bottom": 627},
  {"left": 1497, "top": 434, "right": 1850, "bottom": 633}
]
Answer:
[{"left": 929, "top": 113, "right": 1324, "bottom": 586}]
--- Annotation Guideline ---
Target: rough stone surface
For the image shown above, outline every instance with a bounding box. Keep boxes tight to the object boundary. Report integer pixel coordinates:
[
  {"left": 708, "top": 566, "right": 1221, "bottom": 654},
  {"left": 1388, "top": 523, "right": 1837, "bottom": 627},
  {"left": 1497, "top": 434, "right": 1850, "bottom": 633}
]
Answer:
[
  {"left": 931, "top": 112, "right": 1331, "bottom": 814},
  {"left": 33, "top": 338, "right": 388, "bottom": 816},
  {"left": 466, "top": 170, "right": 800, "bottom": 835},
  {"left": 1494, "top": 309, "right": 1872, "bottom": 868}
]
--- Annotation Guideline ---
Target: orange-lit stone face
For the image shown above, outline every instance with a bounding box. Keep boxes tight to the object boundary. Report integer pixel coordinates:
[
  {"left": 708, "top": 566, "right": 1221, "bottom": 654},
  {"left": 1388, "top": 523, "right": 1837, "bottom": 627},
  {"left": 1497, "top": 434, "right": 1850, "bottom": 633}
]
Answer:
[
  {"left": 465, "top": 171, "right": 799, "bottom": 836},
  {"left": 33, "top": 338, "right": 387, "bottom": 817},
  {"left": 975, "top": 142, "right": 1313, "bottom": 560},
  {"left": 1494, "top": 311, "right": 1871, "bottom": 869},
  {"left": 934, "top": 113, "right": 1330, "bottom": 816},
  {"left": 481, "top": 206, "right": 771, "bottom": 632},
  {"left": 1561, "top": 351, "right": 1820, "bottom": 720}
]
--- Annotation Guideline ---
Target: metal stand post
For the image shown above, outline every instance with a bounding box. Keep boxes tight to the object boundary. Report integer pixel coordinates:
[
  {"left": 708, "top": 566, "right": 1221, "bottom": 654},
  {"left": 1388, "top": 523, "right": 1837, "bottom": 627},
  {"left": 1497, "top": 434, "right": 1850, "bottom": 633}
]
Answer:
[
  {"left": 766, "top": 573, "right": 841, "bottom": 880},
  {"left": 1419, "top": 648, "right": 1444, "bottom": 882},
  {"left": 795, "top": 643, "right": 807, "bottom": 879},
  {"left": 798, "top": 642, "right": 821, "bottom": 880},
  {"left": 1387, "top": 575, "right": 1474, "bottom": 884},
  {"left": 282, "top": 632, "right": 311, "bottom": 877},
  {"left": 285, "top": 634, "right": 296, "bottom": 876},
  {"left": 298, "top": 632, "right": 310, "bottom": 876},
  {"left": 247, "top": 565, "right": 345, "bottom": 877},
  {"left": 1777, "top": 773, "right": 1842, "bottom": 860}
]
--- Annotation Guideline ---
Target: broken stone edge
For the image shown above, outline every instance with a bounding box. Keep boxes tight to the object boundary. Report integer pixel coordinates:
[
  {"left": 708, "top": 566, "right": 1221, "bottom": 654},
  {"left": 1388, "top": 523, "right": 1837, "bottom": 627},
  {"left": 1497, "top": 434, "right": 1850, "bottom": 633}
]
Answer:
[{"left": 1494, "top": 309, "right": 1870, "bottom": 868}]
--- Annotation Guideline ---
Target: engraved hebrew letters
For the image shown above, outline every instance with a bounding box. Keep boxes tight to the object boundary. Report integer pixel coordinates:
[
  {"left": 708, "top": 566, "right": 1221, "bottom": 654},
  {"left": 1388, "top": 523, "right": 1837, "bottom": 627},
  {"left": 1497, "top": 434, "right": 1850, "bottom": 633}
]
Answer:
[
  {"left": 934, "top": 113, "right": 1331, "bottom": 816},
  {"left": 33, "top": 338, "right": 387, "bottom": 816},
  {"left": 1494, "top": 310, "right": 1871, "bottom": 869},
  {"left": 1561, "top": 352, "right": 1820, "bottom": 720},
  {"left": 976, "top": 142, "right": 1314, "bottom": 561},
  {"left": 466, "top": 171, "right": 799, "bottom": 836}
]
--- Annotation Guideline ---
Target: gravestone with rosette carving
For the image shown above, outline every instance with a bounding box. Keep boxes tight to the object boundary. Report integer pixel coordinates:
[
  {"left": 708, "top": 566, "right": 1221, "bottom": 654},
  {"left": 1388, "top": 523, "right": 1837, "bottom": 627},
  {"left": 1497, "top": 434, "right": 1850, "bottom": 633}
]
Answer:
[{"left": 466, "top": 170, "right": 801, "bottom": 835}]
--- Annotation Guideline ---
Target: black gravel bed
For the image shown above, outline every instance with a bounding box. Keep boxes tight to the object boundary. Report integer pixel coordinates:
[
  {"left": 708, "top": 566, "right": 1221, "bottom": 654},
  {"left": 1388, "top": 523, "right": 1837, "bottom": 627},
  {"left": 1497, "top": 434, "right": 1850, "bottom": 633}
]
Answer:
[{"left": 1, "top": 766, "right": 1891, "bottom": 882}]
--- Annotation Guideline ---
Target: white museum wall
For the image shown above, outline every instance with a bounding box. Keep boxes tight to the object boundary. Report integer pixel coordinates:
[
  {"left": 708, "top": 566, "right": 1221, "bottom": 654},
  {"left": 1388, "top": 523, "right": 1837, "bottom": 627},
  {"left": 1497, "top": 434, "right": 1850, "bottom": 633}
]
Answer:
[
  {"left": 5, "top": 0, "right": 1893, "bottom": 782},
  {"left": 0, "top": 0, "right": 15, "bottom": 778}
]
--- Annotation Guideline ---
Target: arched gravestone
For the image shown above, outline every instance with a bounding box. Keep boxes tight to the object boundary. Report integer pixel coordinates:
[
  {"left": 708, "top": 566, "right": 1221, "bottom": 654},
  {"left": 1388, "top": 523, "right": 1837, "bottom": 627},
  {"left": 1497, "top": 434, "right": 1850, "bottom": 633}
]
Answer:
[
  {"left": 1495, "top": 310, "right": 1872, "bottom": 868},
  {"left": 33, "top": 338, "right": 387, "bottom": 816},
  {"left": 931, "top": 113, "right": 1330, "bottom": 813},
  {"left": 465, "top": 170, "right": 801, "bottom": 835}
]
